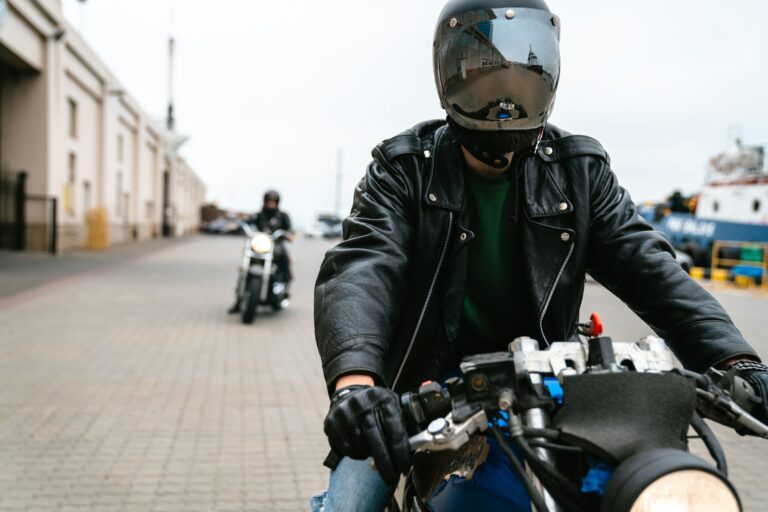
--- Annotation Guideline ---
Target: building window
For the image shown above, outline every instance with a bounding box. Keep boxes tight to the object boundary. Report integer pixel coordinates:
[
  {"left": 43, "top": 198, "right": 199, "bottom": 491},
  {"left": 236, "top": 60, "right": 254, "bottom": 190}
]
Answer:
[
  {"left": 83, "top": 181, "right": 92, "bottom": 213},
  {"left": 67, "top": 98, "right": 78, "bottom": 138},
  {"left": 65, "top": 152, "right": 76, "bottom": 216},
  {"left": 713, "top": 201, "right": 719, "bottom": 213},
  {"left": 754, "top": 199, "right": 761, "bottom": 213},
  {"left": 117, "top": 135, "right": 124, "bottom": 162},
  {"left": 123, "top": 192, "right": 130, "bottom": 221},
  {"left": 116, "top": 171, "right": 123, "bottom": 216}
]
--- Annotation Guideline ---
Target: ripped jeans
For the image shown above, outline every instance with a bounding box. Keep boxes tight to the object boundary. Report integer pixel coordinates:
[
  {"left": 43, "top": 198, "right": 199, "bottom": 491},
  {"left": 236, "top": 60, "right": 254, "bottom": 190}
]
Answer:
[{"left": 310, "top": 456, "right": 396, "bottom": 512}]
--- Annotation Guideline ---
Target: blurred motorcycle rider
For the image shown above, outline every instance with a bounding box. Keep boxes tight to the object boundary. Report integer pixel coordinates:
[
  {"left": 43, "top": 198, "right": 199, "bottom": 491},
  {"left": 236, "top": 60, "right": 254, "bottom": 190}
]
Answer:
[
  {"left": 228, "top": 190, "right": 293, "bottom": 314},
  {"left": 312, "top": 1, "right": 768, "bottom": 510},
  {"left": 249, "top": 190, "right": 293, "bottom": 235}
]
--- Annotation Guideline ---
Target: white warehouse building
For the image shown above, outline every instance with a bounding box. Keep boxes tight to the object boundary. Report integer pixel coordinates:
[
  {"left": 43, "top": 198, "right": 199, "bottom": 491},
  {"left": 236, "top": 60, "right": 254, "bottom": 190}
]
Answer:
[{"left": 0, "top": 0, "right": 206, "bottom": 252}]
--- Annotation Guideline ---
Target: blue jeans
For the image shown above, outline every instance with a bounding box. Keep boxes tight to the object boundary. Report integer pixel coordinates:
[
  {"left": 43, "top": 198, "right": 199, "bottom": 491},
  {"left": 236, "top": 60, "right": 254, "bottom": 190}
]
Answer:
[{"left": 310, "top": 457, "right": 395, "bottom": 512}]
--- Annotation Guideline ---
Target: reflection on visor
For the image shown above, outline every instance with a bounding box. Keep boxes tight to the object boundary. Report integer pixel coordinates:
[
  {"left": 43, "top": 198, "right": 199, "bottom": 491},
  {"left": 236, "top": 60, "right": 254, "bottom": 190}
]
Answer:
[{"left": 435, "top": 8, "right": 560, "bottom": 130}]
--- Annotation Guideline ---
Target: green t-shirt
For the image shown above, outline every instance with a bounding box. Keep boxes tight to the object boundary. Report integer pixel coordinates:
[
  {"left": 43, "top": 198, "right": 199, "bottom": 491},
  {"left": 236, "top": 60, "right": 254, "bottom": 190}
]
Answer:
[{"left": 457, "top": 169, "right": 525, "bottom": 356}]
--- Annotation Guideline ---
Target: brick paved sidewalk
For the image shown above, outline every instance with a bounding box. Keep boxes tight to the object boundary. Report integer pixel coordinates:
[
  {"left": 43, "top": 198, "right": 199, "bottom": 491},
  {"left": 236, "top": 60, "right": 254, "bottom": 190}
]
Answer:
[
  {"left": 0, "top": 235, "right": 332, "bottom": 511},
  {"left": 1, "top": 234, "right": 767, "bottom": 511},
  {"left": 0, "top": 237, "right": 184, "bottom": 301}
]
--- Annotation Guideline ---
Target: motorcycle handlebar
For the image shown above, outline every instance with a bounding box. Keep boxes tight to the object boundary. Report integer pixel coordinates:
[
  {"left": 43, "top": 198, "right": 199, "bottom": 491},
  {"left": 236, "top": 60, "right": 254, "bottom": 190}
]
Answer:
[
  {"left": 402, "top": 368, "right": 768, "bottom": 450},
  {"left": 239, "top": 223, "right": 291, "bottom": 242}
]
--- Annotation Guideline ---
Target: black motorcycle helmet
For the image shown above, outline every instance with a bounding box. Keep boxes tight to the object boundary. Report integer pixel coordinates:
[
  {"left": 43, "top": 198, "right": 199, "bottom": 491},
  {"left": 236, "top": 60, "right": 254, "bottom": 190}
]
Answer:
[
  {"left": 263, "top": 190, "right": 280, "bottom": 207},
  {"left": 434, "top": 0, "right": 561, "bottom": 167}
]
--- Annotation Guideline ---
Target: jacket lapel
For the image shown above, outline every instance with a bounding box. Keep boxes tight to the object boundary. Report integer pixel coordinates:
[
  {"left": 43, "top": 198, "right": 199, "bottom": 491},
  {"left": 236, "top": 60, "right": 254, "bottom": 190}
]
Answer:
[
  {"left": 519, "top": 155, "right": 576, "bottom": 343},
  {"left": 425, "top": 124, "right": 464, "bottom": 212}
]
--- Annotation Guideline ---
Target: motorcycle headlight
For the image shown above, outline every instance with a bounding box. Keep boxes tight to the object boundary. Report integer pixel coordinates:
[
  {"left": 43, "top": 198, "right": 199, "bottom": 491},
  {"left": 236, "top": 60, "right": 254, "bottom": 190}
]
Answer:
[
  {"left": 602, "top": 449, "right": 740, "bottom": 512},
  {"left": 250, "top": 234, "right": 273, "bottom": 254}
]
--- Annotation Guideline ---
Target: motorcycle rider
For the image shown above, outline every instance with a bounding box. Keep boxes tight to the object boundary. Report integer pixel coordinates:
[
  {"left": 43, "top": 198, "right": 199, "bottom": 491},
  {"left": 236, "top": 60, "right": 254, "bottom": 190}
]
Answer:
[
  {"left": 312, "top": 1, "right": 768, "bottom": 510},
  {"left": 228, "top": 190, "right": 293, "bottom": 313}
]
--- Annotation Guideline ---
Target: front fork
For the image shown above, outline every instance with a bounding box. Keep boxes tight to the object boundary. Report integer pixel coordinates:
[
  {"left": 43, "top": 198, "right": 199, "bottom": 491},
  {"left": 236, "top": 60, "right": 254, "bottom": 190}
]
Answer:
[
  {"left": 523, "top": 407, "right": 562, "bottom": 512},
  {"left": 237, "top": 255, "right": 273, "bottom": 303},
  {"left": 236, "top": 248, "right": 252, "bottom": 302},
  {"left": 259, "top": 254, "right": 274, "bottom": 301}
]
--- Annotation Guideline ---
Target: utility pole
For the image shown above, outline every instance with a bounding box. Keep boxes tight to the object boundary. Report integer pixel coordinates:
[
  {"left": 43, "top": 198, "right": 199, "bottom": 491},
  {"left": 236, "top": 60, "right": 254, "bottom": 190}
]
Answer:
[
  {"left": 167, "top": 36, "right": 175, "bottom": 131},
  {"left": 77, "top": 0, "right": 87, "bottom": 33},
  {"left": 335, "top": 148, "right": 343, "bottom": 217}
]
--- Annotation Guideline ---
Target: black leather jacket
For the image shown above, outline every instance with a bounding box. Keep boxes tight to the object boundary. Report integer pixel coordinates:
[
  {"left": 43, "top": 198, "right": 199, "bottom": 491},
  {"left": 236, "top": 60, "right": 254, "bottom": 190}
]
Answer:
[
  {"left": 314, "top": 120, "right": 758, "bottom": 393},
  {"left": 247, "top": 209, "right": 292, "bottom": 234}
]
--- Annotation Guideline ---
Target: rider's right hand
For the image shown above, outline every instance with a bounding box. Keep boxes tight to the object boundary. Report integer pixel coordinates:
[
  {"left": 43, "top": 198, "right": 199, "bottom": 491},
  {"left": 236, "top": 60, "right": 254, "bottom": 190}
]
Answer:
[{"left": 323, "top": 385, "right": 411, "bottom": 485}]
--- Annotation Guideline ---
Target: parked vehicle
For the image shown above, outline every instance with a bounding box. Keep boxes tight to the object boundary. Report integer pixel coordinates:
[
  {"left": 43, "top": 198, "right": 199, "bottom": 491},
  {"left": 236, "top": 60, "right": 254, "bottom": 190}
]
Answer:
[
  {"left": 234, "top": 222, "right": 291, "bottom": 324},
  {"left": 391, "top": 315, "right": 767, "bottom": 511},
  {"left": 304, "top": 214, "right": 343, "bottom": 239},
  {"left": 675, "top": 250, "right": 693, "bottom": 273},
  {"left": 204, "top": 217, "right": 242, "bottom": 235}
]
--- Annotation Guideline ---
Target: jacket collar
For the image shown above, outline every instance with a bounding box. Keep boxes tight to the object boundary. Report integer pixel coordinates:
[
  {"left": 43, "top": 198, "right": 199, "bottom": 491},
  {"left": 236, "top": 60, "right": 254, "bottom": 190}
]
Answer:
[
  {"left": 521, "top": 155, "right": 573, "bottom": 218},
  {"left": 425, "top": 123, "right": 572, "bottom": 218},
  {"left": 424, "top": 124, "right": 464, "bottom": 212}
]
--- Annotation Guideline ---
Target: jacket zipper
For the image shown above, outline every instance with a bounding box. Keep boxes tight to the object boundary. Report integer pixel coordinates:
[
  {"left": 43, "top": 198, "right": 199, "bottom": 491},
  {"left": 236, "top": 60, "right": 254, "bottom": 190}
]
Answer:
[
  {"left": 538, "top": 242, "right": 575, "bottom": 347},
  {"left": 392, "top": 212, "right": 454, "bottom": 389}
]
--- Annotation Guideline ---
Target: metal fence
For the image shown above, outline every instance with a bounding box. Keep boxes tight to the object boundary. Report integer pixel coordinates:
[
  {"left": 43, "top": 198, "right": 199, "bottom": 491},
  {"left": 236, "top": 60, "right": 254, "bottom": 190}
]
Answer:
[
  {"left": 0, "top": 169, "right": 57, "bottom": 253},
  {"left": 0, "top": 169, "right": 24, "bottom": 250},
  {"left": 711, "top": 241, "right": 768, "bottom": 289}
]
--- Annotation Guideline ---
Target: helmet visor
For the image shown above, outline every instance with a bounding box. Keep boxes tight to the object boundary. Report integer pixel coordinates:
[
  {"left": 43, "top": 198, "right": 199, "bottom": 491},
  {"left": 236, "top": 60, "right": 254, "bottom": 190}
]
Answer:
[{"left": 434, "top": 8, "right": 560, "bottom": 131}]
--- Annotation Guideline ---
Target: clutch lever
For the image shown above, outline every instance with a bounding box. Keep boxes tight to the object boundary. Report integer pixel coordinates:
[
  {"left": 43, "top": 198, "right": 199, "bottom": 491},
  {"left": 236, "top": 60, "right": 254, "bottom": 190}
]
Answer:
[{"left": 408, "top": 409, "right": 489, "bottom": 452}]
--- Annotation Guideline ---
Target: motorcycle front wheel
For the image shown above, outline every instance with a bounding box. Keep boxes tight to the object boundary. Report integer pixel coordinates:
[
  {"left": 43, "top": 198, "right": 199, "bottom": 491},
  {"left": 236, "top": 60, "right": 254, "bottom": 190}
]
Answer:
[{"left": 241, "top": 277, "right": 262, "bottom": 324}]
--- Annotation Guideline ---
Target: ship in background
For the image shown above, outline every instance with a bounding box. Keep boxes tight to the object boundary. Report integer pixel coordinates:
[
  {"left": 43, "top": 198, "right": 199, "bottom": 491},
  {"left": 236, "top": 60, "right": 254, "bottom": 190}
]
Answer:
[
  {"left": 639, "top": 138, "right": 768, "bottom": 277},
  {"left": 697, "top": 139, "right": 768, "bottom": 224}
]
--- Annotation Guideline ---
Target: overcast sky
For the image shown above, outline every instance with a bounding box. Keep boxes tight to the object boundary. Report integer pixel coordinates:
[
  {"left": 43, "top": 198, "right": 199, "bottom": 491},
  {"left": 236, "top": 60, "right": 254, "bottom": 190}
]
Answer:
[{"left": 63, "top": 0, "right": 768, "bottom": 227}]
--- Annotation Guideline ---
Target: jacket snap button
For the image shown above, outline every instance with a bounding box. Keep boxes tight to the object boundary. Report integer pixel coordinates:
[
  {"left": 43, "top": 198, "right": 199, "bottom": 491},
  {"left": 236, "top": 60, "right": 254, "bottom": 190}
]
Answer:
[
  {"left": 560, "top": 232, "right": 571, "bottom": 242},
  {"left": 544, "top": 147, "right": 554, "bottom": 156},
  {"left": 460, "top": 232, "right": 468, "bottom": 242},
  {"left": 558, "top": 202, "right": 568, "bottom": 211},
  {"left": 429, "top": 193, "right": 437, "bottom": 202}
]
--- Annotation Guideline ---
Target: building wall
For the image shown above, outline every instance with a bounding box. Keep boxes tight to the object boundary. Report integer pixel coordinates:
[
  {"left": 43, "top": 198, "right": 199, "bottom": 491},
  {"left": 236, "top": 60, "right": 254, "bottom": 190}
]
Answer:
[
  {"left": 138, "top": 133, "right": 159, "bottom": 239},
  {"left": 0, "top": 65, "right": 47, "bottom": 195},
  {"left": 0, "top": 0, "right": 207, "bottom": 252},
  {"left": 0, "top": 0, "right": 55, "bottom": 250},
  {"left": 0, "top": 1, "right": 49, "bottom": 195},
  {"left": 107, "top": 104, "right": 138, "bottom": 244},
  {"left": 57, "top": 47, "right": 104, "bottom": 250}
]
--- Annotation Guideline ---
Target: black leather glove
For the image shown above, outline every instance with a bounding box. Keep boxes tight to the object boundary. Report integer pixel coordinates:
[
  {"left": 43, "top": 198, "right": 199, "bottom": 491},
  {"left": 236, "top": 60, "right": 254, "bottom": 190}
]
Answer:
[
  {"left": 732, "top": 360, "right": 768, "bottom": 424},
  {"left": 324, "top": 385, "right": 411, "bottom": 485}
]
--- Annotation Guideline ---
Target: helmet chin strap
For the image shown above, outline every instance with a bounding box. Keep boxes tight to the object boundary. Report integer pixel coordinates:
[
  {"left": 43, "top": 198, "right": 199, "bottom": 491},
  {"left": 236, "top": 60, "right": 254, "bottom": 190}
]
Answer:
[
  {"left": 449, "top": 118, "right": 546, "bottom": 170},
  {"left": 446, "top": 118, "right": 507, "bottom": 169},
  {"left": 534, "top": 126, "right": 545, "bottom": 152},
  {"left": 464, "top": 145, "right": 512, "bottom": 169}
]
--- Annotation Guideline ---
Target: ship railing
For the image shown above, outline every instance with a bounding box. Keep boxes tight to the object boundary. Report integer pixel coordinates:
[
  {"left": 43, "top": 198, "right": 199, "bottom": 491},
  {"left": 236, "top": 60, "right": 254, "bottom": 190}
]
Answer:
[{"left": 710, "top": 241, "right": 768, "bottom": 290}]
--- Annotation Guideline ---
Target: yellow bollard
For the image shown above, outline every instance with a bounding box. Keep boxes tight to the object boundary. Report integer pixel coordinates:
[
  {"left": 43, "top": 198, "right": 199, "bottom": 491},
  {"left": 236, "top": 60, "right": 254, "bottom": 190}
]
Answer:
[
  {"left": 86, "top": 207, "right": 110, "bottom": 250},
  {"left": 690, "top": 267, "right": 705, "bottom": 279},
  {"left": 734, "top": 275, "right": 754, "bottom": 288},
  {"left": 711, "top": 269, "right": 729, "bottom": 282}
]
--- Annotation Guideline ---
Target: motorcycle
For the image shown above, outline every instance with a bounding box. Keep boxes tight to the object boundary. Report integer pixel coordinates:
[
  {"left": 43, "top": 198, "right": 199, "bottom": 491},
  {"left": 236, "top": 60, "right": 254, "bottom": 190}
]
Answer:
[
  {"left": 234, "top": 222, "right": 290, "bottom": 324},
  {"left": 392, "top": 314, "right": 768, "bottom": 512}
]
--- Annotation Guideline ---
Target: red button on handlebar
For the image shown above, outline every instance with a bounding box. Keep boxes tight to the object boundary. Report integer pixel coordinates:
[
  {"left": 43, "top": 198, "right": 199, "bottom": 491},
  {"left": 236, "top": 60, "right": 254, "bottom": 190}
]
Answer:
[{"left": 590, "top": 312, "right": 604, "bottom": 337}]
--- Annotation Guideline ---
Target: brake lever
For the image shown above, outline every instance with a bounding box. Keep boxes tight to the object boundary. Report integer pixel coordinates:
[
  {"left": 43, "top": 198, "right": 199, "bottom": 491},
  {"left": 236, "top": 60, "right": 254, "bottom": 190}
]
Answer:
[
  {"left": 408, "top": 410, "right": 489, "bottom": 452},
  {"left": 677, "top": 367, "right": 768, "bottom": 439},
  {"left": 695, "top": 388, "right": 768, "bottom": 439}
]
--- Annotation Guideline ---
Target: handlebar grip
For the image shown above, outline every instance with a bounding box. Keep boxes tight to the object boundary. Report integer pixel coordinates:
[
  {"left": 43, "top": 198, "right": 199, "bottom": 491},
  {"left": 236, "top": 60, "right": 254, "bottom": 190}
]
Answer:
[{"left": 708, "top": 369, "right": 762, "bottom": 414}]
